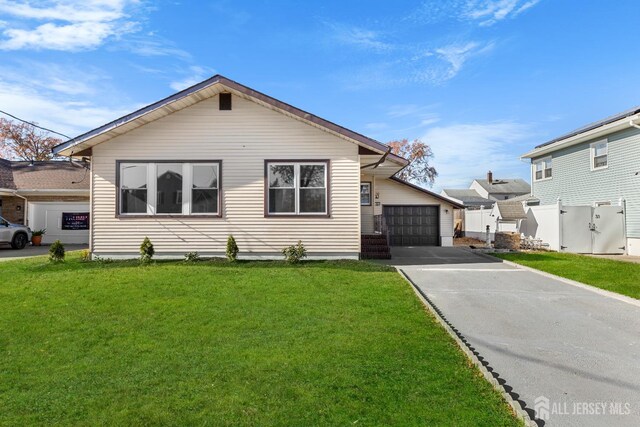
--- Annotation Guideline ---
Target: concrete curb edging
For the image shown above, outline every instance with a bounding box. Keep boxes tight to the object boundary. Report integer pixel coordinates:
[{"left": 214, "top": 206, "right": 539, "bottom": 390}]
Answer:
[
  {"left": 396, "top": 267, "right": 540, "bottom": 427},
  {"left": 477, "top": 252, "right": 640, "bottom": 308}
]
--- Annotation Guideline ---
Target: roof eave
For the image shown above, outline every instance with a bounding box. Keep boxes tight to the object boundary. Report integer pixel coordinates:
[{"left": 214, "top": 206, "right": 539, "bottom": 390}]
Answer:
[{"left": 521, "top": 112, "right": 640, "bottom": 159}]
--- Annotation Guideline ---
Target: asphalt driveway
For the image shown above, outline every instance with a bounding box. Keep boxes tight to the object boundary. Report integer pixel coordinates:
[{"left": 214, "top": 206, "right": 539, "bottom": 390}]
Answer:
[
  {"left": 390, "top": 247, "right": 640, "bottom": 427},
  {"left": 0, "top": 244, "right": 88, "bottom": 261}
]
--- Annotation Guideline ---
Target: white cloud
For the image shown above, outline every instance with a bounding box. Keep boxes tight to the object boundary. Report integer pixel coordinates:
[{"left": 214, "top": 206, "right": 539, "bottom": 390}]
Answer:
[
  {"left": 325, "top": 22, "right": 394, "bottom": 53},
  {"left": 462, "top": 0, "right": 541, "bottom": 26},
  {"left": 169, "top": 65, "right": 216, "bottom": 91},
  {"left": 0, "top": 0, "right": 140, "bottom": 51},
  {"left": 422, "top": 121, "right": 533, "bottom": 191}
]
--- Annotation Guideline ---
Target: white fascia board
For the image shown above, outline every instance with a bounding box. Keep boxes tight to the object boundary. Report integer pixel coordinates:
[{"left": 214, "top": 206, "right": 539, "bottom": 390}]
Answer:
[{"left": 521, "top": 114, "right": 640, "bottom": 160}]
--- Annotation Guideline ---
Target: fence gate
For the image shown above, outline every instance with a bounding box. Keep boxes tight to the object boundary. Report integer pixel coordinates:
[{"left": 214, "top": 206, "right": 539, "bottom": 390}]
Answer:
[
  {"left": 592, "top": 206, "right": 626, "bottom": 254},
  {"left": 560, "top": 206, "right": 593, "bottom": 253}
]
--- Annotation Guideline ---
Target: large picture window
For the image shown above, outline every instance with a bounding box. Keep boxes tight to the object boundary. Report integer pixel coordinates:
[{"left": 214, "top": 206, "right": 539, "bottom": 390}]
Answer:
[
  {"left": 266, "top": 161, "right": 328, "bottom": 216},
  {"left": 118, "top": 161, "right": 221, "bottom": 216}
]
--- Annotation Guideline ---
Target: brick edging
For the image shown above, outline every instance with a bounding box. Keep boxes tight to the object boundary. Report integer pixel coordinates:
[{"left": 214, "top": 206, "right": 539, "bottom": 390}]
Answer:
[{"left": 396, "top": 268, "right": 540, "bottom": 427}]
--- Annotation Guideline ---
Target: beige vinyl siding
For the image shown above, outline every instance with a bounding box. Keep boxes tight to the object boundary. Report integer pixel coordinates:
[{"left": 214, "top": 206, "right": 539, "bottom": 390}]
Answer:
[
  {"left": 91, "top": 95, "right": 360, "bottom": 257},
  {"left": 373, "top": 178, "right": 455, "bottom": 240}
]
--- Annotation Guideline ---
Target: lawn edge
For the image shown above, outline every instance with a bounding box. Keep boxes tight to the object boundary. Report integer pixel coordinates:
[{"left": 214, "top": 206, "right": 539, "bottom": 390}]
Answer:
[
  {"left": 485, "top": 253, "right": 640, "bottom": 308},
  {"left": 395, "top": 267, "right": 538, "bottom": 427}
]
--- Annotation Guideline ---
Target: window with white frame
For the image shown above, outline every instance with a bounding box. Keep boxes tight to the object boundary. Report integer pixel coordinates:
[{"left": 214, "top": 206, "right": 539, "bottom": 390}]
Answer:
[
  {"left": 534, "top": 157, "right": 552, "bottom": 181},
  {"left": 591, "top": 140, "right": 608, "bottom": 170},
  {"left": 118, "top": 161, "right": 220, "bottom": 216},
  {"left": 360, "top": 182, "right": 371, "bottom": 206},
  {"left": 267, "top": 161, "right": 328, "bottom": 215}
]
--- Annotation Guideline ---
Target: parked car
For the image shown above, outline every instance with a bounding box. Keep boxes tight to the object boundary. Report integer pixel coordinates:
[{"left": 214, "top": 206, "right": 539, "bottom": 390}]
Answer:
[{"left": 0, "top": 216, "right": 32, "bottom": 249}]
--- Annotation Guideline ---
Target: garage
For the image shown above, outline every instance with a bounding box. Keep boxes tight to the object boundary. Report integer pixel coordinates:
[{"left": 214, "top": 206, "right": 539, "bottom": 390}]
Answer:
[
  {"left": 383, "top": 205, "right": 440, "bottom": 246},
  {"left": 28, "top": 202, "right": 90, "bottom": 245}
]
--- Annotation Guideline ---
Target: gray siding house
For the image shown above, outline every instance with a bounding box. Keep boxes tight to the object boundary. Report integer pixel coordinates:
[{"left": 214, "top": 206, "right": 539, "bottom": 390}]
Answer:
[{"left": 522, "top": 106, "right": 640, "bottom": 256}]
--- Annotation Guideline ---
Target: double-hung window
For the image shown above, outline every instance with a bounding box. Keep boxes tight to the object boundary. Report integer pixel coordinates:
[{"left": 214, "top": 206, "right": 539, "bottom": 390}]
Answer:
[
  {"left": 533, "top": 157, "right": 552, "bottom": 181},
  {"left": 118, "top": 161, "right": 220, "bottom": 216},
  {"left": 360, "top": 182, "right": 371, "bottom": 206},
  {"left": 591, "top": 140, "right": 608, "bottom": 170},
  {"left": 267, "top": 161, "right": 328, "bottom": 215}
]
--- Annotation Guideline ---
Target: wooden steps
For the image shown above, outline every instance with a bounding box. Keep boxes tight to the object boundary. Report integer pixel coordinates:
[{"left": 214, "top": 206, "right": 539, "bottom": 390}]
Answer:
[{"left": 360, "top": 234, "right": 391, "bottom": 260}]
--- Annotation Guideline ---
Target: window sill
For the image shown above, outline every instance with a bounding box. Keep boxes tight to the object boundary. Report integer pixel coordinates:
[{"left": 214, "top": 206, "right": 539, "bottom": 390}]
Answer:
[
  {"left": 116, "top": 214, "right": 223, "bottom": 219},
  {"left": 534, "top": 177, "right": 552, "bottom": 182},
  {"left": 590, "top": 166, "right": 608, "bottom": 172},
  {"left": 264, "top": 213, "right": 331, "bottom": 218}
]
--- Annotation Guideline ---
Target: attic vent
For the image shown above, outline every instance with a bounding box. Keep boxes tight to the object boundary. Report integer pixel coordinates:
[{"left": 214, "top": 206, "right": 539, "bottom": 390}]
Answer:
[{"left": 219, "top": 93, "right": 232, "bottom": 110}]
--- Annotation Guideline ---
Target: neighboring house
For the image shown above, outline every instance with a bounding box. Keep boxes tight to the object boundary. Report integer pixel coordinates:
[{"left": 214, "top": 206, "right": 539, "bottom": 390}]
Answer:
[
  {"left": 521, "top": 106, "right": 640, "bottom": 255},
  {"left": 0, "top": 159, "right": 90, "bottom": 244},
  {"left": 52, "top": 75, "right": 462, "bottom": 259},
  {"left": 469, "top": 171, "right": 531, "bottom": 201},
  {"left": 440, "top": 189, "right": 495, "bottom": 209}
]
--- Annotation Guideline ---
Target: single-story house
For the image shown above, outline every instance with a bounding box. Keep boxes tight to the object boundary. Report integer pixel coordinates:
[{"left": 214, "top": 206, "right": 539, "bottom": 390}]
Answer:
[
  {"left": 521, "top": 106, "right": 640, "bottom": 255},
  {"left": 469, "top": 171, "right": 530, "bottom": 201},
  {"left": 0, "top": 159, "right": 90, "bottom": 244},
  {"left": 52, "top": 75, "right": 462, "bottom": 259}
]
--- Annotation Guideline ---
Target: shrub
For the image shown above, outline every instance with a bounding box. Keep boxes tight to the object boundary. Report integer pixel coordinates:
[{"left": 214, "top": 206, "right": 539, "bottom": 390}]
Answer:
[
  {"left": 32, "top": 229, "right": 46, "bottom": 237},
  {"left": 139, "top": 237, "right": 155, "bottom": 264},
  {"left": 79, "top": 249, "right": 91, "bottom": 262},
  {"left": 184, "top": 251, "right": 200, "bottom": 262},
  {"left": 226, "top": 235, "right": 239, "bottom": 262},
  {"left": 282, "top": 240, "right": 307, "bottom": 263},
  {"left": 49, "top": 240, "right": 65, "bottom": 262}
]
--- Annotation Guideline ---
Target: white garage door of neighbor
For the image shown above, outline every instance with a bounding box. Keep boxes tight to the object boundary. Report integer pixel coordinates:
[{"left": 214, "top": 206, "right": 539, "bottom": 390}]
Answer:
[{"left": 28, "top": 202, "right": 90, "bottom": 245}]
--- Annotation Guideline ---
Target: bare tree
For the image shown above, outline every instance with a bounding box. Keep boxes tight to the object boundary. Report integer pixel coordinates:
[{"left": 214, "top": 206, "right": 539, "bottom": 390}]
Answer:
[
  {"left": 388, "top": 138, "right": 437, "bottom": 186},
  {"left": 0, "top": 118, "right": 61, "bottom": 161}
]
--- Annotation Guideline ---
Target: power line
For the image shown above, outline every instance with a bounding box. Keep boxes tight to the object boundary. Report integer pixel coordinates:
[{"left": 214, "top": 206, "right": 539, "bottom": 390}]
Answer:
[{"left": 0, "top": 109, "right": 72, "bottom": 140}]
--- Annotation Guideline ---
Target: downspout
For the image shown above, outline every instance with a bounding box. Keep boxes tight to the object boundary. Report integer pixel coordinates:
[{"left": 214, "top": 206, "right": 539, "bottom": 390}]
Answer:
[{"left": 360, "top": 146, "right": 392, "bottom": 170}]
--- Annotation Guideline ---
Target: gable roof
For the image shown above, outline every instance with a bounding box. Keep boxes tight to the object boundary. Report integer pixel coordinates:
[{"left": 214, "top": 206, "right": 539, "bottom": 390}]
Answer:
[
  {"left": 390, "top": 177, "right": 464, "bottom": 208},
  {"left": 473, "top": 178, "right": 530, "bottom": 195},
  {"left": 441, "top": 189, "right": 494, "bottom": 207},
  {"left": 495, "top": 200, "right": 527, "bottom": 220},
  {"left": 52, "top": 75, "right": 408, "bottom": 167},
  {"left": 522, "top": 106, "right": 640, "bottom": 159},
  {"left": 0, "top": 159, "right": 89, "bottom": 191}
]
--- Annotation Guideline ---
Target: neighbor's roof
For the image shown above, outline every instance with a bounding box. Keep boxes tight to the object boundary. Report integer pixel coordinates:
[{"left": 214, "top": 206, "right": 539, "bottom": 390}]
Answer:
[
  {"left": 496, "top": 200, "right": 527, "bottom": 220},
  {"left": 0, "top": 160, "right": 89, "bottom": 191},
  {"left": 536, "top": 106, "right": 640, "bottom": 149},
  {"left": 473, "top": 178, "right": 530, "bottom": 195},
  {"left": 522, "top": 106, "right": 640, "bottom": 159},
  {"left": 52, "top": 75, "right": 408, "bottom": 167},
  {"left": 441, "top": 189, "right": 494, "bottom": 206}
]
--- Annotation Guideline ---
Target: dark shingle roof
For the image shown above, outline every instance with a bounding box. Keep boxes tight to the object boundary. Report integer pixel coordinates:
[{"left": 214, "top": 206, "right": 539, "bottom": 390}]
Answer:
[
  {"left": 474, "top": 178, "right": 530, "bottom": 195},
  {"left": 0, "top": 160, "right": 89, "bottom": 191},
  {"left": 441, "top": 189, "right": 494, "bottom": 207},
  {"left": 536, "top": 106, "right": 640, "bottom": 149}
]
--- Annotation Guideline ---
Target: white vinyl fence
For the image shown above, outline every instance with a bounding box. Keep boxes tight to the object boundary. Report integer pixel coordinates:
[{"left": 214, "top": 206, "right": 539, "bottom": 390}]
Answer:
[{"left": 463, "top": 208, "right": 496, "bottom": 240}]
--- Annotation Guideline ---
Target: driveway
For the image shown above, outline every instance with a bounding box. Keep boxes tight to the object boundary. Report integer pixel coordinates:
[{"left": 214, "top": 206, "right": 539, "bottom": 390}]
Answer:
[
  {"left": 0, "top": 244, "right": 88, "bottom": 261},
  {"left": 390, "top": 247, "right": 640, "bottom": 427}
]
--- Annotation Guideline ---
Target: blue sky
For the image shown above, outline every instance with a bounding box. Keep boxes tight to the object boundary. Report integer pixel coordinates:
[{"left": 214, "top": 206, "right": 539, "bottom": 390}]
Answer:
[{"left": 0, "top": 1, "right": 638, "bottom": 191}]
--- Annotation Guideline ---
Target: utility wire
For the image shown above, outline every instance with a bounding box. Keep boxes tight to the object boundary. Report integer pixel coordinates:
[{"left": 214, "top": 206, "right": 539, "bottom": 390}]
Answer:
[{"left": 0, "top": 109, "right": 72, "bottom": 140}]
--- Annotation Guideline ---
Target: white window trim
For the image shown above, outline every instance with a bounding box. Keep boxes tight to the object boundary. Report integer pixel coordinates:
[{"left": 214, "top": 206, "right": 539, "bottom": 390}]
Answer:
[
  {"left": 360, "top": 182, "right": 372, "bottom": 206},
  {"left": 590, "top": 139, "right": 608, "bottom": 171},
  {"left": 267, "top": 161, "right": 328, "bottom": 216},
  {"left": 118, "top": 162, "right": 220, "bottom": 216},
  {"left": 533, "top": 156, "right": 552, "bottom": 182}
]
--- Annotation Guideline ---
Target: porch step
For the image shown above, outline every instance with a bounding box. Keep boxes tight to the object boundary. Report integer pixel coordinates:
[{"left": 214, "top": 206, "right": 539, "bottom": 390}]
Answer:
[{"left": 360, "top": 234, "right": 391, "bottom": 259}]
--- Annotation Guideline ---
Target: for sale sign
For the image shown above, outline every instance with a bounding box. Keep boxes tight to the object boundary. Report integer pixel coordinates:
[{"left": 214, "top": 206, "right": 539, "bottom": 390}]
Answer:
[{"left": 61, "top": 212, "right": 90, "bottom": 230}]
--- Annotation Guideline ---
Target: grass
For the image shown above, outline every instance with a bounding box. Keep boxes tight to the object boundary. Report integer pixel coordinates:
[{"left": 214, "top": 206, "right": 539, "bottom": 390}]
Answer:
[
  {"left": 0, "top": 253, "right": 520, "bottom": 426},
  {"left": 492, "top": 251, "right": 640, "bottom": 299}
]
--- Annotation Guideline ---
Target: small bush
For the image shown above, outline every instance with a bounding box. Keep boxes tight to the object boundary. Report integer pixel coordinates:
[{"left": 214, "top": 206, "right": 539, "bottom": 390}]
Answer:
[
  {"left": 79, "top": 249, "right": 91, "bottom": 262},
  {"left": 184, "top": 251, "right": 200, "bottom": 262},
  {"left": 49, "top": 240, "right": 65, "bottom": 262},
  {"left": 282, "top": 240, "right": 307, "bottom": 263},
  {"left": 139, "top": 237, "right": 155, "bottom": 264},
  {"left": 226, "top": 235, "right": 239, "bottom": 262},
  {"left": 32, "top": 229, "right": 46, "bottom": 237},
  {"left": 93, "top": 255, "right": 114, "bottom": 264}
]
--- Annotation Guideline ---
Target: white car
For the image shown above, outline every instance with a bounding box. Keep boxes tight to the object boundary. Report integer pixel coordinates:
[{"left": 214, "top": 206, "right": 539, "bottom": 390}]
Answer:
[{"left": 0, "top": 216, "right": 32, "bottom": 249}]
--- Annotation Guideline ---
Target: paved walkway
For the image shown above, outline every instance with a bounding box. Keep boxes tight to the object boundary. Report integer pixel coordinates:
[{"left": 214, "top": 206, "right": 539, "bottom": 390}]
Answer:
[
  {"left": 388, "top": 247, "right": 640, "bottom": 427},
  {"left": 0, "top": 244, "right": 88, "bottom": 261}
]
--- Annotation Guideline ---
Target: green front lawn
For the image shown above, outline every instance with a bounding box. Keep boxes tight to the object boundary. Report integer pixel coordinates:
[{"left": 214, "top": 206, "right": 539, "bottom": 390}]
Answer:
[
  {"left": 493, "top": 251, "right": 640, "bottom": 299},
  {"left": 0, "top": 255, "right": 519, "bottom": 426}
]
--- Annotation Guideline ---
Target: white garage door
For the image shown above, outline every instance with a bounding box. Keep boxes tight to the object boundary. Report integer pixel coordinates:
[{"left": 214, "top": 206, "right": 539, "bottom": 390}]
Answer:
[{"left": 28, "top": 202, "right": 90, "bottom": 245}]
